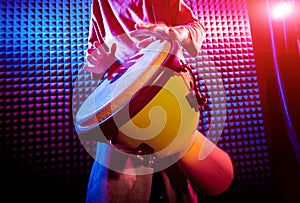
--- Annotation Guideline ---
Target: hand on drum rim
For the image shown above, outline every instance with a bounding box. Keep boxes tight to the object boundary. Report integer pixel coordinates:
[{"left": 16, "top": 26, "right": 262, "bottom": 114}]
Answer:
[
  {"left": 84, "top": 26, "right": 186, "bottom": 75},
  {"left": 84, "top": 41, "right": 117, "bottom": 75},
  {"left": 132, "top": 23, "right": 190, "bottom": 49}
]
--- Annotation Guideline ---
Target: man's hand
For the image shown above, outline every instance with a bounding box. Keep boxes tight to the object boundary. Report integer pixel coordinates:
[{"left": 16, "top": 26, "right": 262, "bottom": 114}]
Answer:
[
  {"left": 84, "top": 41, "right": 117, "bottom": 75},
  {"left": 132, "top": 23, "right": 190, "bottom": 48}
]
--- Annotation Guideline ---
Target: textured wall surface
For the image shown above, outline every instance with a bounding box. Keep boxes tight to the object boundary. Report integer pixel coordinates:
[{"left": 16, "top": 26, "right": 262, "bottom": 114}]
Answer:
[{"left": 0, "top": 0, "right": 279, "bottom": 202}]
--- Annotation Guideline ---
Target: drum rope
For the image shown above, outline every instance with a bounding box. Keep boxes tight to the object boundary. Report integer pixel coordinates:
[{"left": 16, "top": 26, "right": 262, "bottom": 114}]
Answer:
[{"left": 178, "top": 60, "right": 207, "bottom": 107}]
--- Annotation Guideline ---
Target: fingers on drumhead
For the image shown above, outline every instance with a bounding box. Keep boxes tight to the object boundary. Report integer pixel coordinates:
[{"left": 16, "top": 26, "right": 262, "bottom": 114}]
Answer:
[
  {"left": 86, "top": 54, "right": 98, "bottom": 65},
  {"left": 110, "top": 43, "right": 117, "bottom": 54},
  {"left": 136, "top": 37, "right": 156, "bottom": 49},
  {"left": 135, "top": 23, "right": 154, "bottom": 30}
]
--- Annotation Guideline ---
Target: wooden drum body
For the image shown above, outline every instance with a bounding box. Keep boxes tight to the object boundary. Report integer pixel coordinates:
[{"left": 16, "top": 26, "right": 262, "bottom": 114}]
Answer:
[{"left": 75, "top": 40, "right": 199, "bottom": 158}]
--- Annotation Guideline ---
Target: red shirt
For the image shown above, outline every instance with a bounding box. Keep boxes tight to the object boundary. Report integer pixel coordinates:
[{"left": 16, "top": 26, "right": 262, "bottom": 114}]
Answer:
[{"left": 88, "top": 0, "right": 205, "bottom": 56}]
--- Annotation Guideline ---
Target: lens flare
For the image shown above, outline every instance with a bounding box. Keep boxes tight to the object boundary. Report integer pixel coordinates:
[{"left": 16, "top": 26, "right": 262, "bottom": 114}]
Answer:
[{"left": 272, "top": 2, "right": 293, "bottom": 19}]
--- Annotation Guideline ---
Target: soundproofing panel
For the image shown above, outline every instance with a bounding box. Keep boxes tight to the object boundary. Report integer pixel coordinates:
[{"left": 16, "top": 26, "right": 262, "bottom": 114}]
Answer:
[
  {"left": 0, "top": 0, "right": 274, "bottom": 201},
  {"left": 0, "top": 0, "right": 93, "bottom": 187},
  {"left": 184, "top": 0, "right": 273, "bottom": 191}
]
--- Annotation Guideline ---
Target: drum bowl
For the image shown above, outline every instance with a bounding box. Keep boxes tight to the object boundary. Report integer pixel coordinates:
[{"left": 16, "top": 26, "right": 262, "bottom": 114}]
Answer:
[{"left": 75, "top": 40, "right": 200, "bottom": 158}]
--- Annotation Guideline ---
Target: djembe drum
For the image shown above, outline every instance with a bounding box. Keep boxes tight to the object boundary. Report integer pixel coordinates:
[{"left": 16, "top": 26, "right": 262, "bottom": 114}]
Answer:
[{"left": 75, "top": 38, "right": 205, "bottom": 161}]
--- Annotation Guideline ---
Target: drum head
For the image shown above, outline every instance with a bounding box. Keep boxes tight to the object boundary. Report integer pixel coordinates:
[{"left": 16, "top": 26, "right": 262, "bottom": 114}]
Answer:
[{"left": 75, "top": 39, "right": 174, "bottom": 132}]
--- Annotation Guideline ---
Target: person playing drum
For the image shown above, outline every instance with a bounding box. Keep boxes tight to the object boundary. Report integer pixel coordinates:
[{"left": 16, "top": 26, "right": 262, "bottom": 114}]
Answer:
[{"left": 83, "top": 0, "right": 235, "bottom": 202}]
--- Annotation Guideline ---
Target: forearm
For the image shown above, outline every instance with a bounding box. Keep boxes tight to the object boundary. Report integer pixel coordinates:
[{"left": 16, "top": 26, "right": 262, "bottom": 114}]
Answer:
[
  {"left": 173, "top": 20, "right": 206, "bottom": 57},
  {"left": 177, "top": 131, "right": 235, "bottom": 196}
]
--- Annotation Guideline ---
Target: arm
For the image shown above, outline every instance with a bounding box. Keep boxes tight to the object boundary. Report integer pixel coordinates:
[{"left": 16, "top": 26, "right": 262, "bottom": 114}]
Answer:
[
  {"left": 84, "top": 0, "right": 118, "bottom": 79},
  {"left": 177, "top": 20, "right": 206, "bottom": 57},
  {"left": 134, "top": 0, "right": 205, "bottom": 57},
  {"left": 171, "top": 0, "right": 206, "bottom": 56},
  {"left": 134, "top": 21, "right": 205, "bottom": 57}
]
